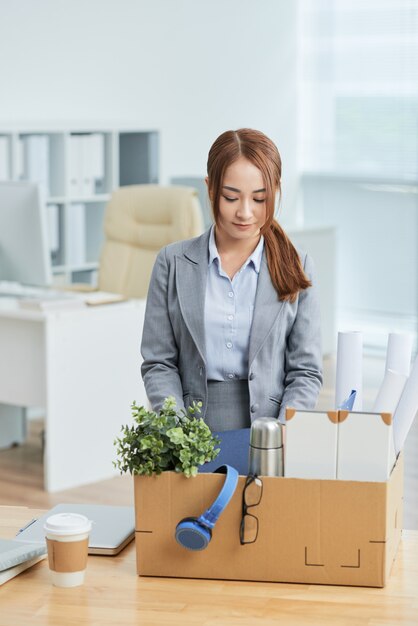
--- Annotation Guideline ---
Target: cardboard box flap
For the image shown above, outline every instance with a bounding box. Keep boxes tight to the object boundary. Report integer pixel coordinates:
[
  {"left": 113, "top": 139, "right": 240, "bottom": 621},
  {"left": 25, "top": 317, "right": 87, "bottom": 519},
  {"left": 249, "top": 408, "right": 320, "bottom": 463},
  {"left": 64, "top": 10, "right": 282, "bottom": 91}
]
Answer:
[
  {"left": 338, "top": 411, "right": 392, "bottom": 426},
  {"left": 286, "top": 408, "right": 338, "bottom": 424}
]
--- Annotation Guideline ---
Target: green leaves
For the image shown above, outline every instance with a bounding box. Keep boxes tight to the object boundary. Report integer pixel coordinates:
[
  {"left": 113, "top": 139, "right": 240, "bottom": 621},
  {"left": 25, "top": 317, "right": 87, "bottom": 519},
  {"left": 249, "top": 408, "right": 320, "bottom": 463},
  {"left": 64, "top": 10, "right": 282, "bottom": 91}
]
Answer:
[
  {"left": 166, "top": 427, "right": 185, "bottom": 445},
  {"left": 114, "top": 396, "right": 220, "bottom": 478}
]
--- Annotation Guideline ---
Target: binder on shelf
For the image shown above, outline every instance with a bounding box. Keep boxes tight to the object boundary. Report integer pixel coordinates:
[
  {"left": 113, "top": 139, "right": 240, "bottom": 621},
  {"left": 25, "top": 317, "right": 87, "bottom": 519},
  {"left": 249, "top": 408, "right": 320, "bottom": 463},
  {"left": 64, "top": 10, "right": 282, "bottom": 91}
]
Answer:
[
  {"left": 20, "top": 134, "right": 50, "bottom": 197},
  {"left": 83, "top": 133, "right": 105, "bottom": 196},
  {"left": 69, "top": 133, "right": 105, "bottom": 197},
  {"left": 66, "top": 203, "right": 86, "bottom": 265},
  {"left": 15, "top": 134, "right": 24, "bottom": 181},
  {"left": 47, "top": 204, "right": 60, "bottom": 255},
  {"left": 69, "top": 134, "right": 83, "bottom": 197},
  {"left": 0, "top": 136, "right": 9, "bottom": 180}
]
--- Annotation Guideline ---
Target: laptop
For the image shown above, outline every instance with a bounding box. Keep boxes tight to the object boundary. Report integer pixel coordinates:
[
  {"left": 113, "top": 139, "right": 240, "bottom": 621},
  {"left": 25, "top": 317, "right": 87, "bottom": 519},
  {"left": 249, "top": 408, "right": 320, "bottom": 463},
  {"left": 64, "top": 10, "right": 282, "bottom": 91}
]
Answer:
[{"left": 15, "top": 504, "right": 135, "bottom": 556}]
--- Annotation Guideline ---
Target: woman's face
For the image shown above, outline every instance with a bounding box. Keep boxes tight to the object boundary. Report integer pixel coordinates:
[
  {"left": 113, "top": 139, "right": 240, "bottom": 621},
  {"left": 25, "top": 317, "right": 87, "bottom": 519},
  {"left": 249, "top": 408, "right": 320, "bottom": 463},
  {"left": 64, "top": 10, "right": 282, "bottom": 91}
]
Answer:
[{"left": 216, "top": 156, "right": 267, "bottom": 245}]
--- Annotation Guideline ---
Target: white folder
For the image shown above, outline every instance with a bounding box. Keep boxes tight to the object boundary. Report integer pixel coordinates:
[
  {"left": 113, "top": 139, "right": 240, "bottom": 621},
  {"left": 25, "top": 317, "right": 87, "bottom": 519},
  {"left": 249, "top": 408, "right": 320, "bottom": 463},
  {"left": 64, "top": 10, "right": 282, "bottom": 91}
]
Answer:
[
  {"left": 337, "top": 411, "right": 396, "bottom": 482},
  {"left": 285, "top": 408, "right": 338, "bottom": 479}
]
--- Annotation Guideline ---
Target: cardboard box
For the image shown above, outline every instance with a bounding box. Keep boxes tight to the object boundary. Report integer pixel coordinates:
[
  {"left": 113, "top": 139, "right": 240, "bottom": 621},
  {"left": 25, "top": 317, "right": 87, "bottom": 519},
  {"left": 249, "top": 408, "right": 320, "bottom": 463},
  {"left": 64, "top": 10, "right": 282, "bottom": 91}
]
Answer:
[
  {"left": 285, "top": 409, "right": 338, "bottom": 479},
  {"left": 134, "top": 455, "right": 403, "bottom": 587}
]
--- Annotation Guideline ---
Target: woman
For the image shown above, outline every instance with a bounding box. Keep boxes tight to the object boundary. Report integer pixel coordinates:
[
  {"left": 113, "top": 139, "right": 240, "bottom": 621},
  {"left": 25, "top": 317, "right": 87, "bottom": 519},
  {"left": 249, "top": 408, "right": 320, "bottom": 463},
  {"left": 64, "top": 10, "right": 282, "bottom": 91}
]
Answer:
[{"left": 141, "top": 128, "right": 322, "bottom": 431}]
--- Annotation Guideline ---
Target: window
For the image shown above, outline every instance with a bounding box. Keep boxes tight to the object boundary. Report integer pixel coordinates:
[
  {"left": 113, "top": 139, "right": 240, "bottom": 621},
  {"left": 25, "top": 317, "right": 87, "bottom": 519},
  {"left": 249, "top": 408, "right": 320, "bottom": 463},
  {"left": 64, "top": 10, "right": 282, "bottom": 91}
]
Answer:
[{"left": 300, "top": 0, "right": 418, "bottom": 179}]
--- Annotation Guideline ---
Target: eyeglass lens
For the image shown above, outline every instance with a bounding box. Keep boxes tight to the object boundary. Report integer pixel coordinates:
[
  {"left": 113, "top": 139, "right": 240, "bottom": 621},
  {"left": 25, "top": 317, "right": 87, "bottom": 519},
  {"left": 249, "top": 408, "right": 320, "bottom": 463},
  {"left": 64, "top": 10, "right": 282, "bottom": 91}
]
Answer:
[
  {"left": 240, "top": 513, "right": 258, "bottom": 544},
  {"left": 244, "top": 477, "right": 262, "bottom": 507},
  {"left": 240, "top": 475, "right": 263, "bottom": 544}
]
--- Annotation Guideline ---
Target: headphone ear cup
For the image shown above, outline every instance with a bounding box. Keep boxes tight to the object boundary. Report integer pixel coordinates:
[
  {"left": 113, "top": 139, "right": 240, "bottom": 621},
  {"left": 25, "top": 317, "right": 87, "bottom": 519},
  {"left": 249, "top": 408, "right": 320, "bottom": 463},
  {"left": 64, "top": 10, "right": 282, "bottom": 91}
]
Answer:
[{"left": 175, "top": 517, "right": 212, "bottom": 551}]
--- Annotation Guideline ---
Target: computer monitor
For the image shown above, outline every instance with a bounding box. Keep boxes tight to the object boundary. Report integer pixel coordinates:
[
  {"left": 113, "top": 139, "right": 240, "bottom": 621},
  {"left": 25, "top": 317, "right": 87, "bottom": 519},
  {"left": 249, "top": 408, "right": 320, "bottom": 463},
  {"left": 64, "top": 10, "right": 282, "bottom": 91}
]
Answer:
[{"left": 0, "top": 181, "right": 52, "bottom": 287}]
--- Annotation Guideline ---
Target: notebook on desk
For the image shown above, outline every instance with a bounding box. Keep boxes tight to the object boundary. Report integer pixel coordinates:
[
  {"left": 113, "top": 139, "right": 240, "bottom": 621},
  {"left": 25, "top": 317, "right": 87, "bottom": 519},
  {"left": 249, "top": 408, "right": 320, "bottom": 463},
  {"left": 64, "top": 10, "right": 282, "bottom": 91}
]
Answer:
[
  {"left": 0, "top": 539, "right": 46, "bottom": 586},
  {"left": 15, "top": 504, "right": 135, "bottom": 556}
]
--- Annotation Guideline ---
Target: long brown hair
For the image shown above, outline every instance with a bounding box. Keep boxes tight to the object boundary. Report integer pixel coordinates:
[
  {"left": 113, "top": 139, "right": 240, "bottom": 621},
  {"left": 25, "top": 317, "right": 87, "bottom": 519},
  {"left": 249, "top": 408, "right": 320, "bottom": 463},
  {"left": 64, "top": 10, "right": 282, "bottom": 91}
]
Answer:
[{"left": 206, "top": 128, "right": 311, "bottom": 302}]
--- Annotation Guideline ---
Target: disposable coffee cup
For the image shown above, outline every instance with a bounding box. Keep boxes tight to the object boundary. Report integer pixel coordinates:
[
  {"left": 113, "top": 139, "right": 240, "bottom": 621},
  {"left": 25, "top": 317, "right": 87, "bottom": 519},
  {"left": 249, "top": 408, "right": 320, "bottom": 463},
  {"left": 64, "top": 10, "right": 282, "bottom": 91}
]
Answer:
[{"left": 44, "top": 513, "right": 92, "bottom": 588}]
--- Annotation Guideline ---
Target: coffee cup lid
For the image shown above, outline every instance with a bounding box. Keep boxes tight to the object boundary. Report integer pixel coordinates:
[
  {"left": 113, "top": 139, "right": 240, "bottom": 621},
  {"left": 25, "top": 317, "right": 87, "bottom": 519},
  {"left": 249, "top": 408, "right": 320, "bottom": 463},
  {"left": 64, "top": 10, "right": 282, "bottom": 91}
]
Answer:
[{"left": 44, "top": 512, "right": 92, "bottom": 536}]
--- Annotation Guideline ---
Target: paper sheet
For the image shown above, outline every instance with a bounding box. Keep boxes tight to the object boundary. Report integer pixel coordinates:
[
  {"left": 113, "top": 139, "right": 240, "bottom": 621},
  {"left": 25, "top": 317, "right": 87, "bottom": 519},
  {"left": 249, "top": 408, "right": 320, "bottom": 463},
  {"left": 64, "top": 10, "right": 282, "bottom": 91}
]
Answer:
[
  {"left": 385, "top": 332, "right": 413, "bottom": 377},
  {"left": 393, "top": 352, "right": 418, "bottom": 454},
  {"left": 335, "top": 331, "right": 363, "bottom": 411},
  {"left": 372, "top": 369, "right": 407, "bottom": 414}
]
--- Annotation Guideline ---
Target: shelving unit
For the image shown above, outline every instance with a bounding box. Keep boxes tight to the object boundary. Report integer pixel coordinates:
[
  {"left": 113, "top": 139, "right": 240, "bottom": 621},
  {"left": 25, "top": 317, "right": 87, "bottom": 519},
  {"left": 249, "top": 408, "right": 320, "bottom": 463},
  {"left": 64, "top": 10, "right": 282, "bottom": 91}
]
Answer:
[{"left": 0, "top": 127, "right": 159, "bottom": 285}]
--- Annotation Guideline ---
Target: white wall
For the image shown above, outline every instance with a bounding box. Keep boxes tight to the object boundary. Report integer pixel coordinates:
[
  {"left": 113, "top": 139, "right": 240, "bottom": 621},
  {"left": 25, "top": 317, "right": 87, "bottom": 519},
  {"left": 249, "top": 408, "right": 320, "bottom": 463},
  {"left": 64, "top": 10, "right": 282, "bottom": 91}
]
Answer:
[{"left": 0, "top": 0, "right": 300, "bottom": 225}]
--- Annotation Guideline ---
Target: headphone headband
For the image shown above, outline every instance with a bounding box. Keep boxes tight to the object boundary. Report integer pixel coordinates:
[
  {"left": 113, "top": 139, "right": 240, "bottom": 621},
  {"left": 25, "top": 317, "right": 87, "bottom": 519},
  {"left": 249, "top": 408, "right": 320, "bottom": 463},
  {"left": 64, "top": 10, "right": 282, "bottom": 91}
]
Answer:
[
  {"left": 175, "top": 464, "right": 239, "bottom": 550},
  {"left": 199, "top": 464, "right": 239, "bottom": 528}
]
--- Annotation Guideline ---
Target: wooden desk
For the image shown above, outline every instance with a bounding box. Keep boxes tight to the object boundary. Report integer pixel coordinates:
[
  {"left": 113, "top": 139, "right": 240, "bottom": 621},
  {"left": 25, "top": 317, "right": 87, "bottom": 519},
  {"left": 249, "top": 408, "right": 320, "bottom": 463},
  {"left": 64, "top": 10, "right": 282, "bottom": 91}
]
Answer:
[{"left": 0, "top": 506, "right": 417, "bottom": 626}]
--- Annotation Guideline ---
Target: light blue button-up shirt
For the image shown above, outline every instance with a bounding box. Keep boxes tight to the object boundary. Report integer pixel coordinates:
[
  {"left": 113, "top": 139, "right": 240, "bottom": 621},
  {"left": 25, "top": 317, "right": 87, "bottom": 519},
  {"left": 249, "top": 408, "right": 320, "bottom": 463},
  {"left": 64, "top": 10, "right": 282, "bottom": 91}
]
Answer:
[{"left": 204, "top": 226, "right": 264, "bottom": 381}]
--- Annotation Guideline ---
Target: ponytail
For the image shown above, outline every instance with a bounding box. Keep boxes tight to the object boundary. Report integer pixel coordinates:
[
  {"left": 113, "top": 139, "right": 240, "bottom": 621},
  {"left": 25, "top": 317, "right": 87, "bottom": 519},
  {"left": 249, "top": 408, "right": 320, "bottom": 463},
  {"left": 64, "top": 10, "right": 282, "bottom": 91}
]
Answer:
[{"left": 262, "top": 220, "right": 311, "bottom": 303}]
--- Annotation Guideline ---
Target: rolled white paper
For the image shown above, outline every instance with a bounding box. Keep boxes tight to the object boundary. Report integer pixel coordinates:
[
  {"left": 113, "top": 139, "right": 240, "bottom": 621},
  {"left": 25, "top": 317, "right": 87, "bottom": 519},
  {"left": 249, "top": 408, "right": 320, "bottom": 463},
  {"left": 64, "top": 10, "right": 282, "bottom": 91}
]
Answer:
[
  {"left": 372, "top": 369, "right": 407, "bottom": 414},
  {"left": 385, "top": 332, "right": 413, "bottom": 377},
  {"left": 335, "top": 331, "right": 363, "bottom": 411},
  {"left": 393, "top": 352, "right": 418, "bottom": 454}
]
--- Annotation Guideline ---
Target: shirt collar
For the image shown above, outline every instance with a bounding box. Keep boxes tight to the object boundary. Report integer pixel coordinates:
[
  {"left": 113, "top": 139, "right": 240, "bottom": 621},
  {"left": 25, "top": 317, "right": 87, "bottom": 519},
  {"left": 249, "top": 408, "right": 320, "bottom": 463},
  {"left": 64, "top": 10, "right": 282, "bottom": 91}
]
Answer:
[{"left": 208, "top": 225, "right": 264, "bottom": 274}]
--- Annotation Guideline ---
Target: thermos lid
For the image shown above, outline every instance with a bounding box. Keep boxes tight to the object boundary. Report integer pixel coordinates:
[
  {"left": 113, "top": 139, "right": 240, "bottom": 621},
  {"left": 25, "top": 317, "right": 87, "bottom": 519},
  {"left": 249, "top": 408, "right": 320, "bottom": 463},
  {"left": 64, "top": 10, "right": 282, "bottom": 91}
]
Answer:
[{"left": 250, "top": 417, "right": 283, "bottom": 449}]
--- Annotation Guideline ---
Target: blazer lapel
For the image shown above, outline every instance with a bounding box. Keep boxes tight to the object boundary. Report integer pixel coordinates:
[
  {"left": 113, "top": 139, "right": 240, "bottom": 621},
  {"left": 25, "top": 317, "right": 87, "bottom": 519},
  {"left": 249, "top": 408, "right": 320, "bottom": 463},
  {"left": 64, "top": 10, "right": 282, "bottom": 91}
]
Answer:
[
  {"left": 175, "top": 231, "right": 210, "bottom": 363},
  {"left": 249, "top": 255, "right": 285, "bottom": 366}
]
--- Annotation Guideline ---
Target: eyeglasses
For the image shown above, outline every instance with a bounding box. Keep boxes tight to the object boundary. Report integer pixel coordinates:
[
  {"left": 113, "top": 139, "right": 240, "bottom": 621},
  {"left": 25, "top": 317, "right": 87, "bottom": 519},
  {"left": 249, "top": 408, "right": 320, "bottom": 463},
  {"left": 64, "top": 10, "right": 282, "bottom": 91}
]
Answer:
[{"left": 239, "top": 474, "right": 263, "bottom": 545}]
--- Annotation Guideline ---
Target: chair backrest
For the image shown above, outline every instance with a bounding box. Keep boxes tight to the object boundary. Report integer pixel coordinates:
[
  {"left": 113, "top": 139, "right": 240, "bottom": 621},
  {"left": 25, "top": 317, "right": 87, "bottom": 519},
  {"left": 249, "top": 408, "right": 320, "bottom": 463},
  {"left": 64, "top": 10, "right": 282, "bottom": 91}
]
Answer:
[{"left": 98, "top": 184, "right": 204, "bottom": 298}]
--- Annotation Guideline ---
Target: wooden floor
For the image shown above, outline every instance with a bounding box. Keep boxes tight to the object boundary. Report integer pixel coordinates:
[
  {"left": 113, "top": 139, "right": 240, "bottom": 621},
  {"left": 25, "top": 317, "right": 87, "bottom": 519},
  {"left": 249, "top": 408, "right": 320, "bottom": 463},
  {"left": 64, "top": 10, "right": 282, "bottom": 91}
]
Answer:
[
  {"left": 0, "top": 355, "right": 417, "bottom": 528},
  {"left": 0, "top": 418, "right": 134, "bottom": 509}
]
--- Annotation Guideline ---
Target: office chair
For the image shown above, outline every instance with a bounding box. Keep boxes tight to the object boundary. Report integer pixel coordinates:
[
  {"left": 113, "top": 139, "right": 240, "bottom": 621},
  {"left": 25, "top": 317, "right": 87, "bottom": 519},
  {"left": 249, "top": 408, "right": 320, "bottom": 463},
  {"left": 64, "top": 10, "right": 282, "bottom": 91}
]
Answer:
[
  {"left": 97, "top": 184, "right": 204, "bottom": 298},
  {"left": 171, "top": 176, "right": 214, "bottom": 230}
]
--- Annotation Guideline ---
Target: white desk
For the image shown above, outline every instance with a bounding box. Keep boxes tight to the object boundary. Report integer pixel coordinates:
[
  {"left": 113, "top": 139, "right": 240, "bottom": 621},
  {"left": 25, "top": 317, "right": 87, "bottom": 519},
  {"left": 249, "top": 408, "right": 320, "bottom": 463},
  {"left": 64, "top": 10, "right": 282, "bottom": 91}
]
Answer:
[{"left": 0, "top": 298, "right": 147, "bottom": 492}]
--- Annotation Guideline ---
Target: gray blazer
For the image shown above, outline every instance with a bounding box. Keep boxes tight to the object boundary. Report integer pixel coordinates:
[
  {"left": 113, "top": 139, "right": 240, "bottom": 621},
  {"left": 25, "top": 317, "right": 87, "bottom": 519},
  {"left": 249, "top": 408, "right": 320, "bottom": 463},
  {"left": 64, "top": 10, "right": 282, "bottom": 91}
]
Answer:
[{"left": 141, "top": 229, "right": 322, "bottom": 423}]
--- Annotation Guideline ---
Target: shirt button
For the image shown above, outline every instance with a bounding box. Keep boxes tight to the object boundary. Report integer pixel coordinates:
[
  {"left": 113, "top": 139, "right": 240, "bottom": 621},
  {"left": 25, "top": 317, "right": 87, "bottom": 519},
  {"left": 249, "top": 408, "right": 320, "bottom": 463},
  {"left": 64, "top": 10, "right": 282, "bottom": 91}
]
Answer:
[
  {"left": 227, "top": 373, "right": 234, "bottom": 379},
  {"left": 227, "top": 314, "right": 234, "bottom": 321},
  {"left": 251, "top": 403, "right": 259, "bottom": 413},
  {"left": 228, "top": 291, "right": 234, "bottom": 298},
  {"left": 249, "top": 372, "right": 255, "bottom": 380},
  {"left": 226, "top": 342, "right": 232, "bottom": 349}
]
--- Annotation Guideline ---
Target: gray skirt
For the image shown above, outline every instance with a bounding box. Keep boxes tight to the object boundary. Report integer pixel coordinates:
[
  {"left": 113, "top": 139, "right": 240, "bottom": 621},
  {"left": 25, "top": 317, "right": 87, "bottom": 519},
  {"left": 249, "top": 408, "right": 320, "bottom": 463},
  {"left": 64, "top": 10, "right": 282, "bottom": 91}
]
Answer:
[{"left": 205, "top": 380, "right": 251, "bottom": 432}]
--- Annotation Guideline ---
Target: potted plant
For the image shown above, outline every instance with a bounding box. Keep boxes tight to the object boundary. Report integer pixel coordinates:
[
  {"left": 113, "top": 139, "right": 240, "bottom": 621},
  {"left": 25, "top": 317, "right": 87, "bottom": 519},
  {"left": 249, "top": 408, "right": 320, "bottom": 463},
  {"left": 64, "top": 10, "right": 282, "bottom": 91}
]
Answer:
[
  {"left": 114, "top": 396, "right": 220, "bottom": 478},
  {"left": 114, "top": 397, "right": 222, "bottom": 575}
]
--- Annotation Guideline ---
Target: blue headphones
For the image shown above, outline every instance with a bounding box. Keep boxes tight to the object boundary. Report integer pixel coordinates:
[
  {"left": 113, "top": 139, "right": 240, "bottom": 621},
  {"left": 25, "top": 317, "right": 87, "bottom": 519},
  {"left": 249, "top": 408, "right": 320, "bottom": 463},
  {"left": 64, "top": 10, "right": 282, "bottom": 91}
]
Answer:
[{"left": 175, "top": 464, "right": 239, "bottom": 551}]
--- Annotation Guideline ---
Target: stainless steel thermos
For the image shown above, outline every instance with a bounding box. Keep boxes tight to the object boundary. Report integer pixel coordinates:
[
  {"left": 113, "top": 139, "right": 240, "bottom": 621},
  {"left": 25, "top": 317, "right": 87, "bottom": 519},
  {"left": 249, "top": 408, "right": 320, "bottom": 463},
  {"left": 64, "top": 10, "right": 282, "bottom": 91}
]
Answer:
[{"left": 248, "top": 417, "right": 284, "bottom": 476}]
